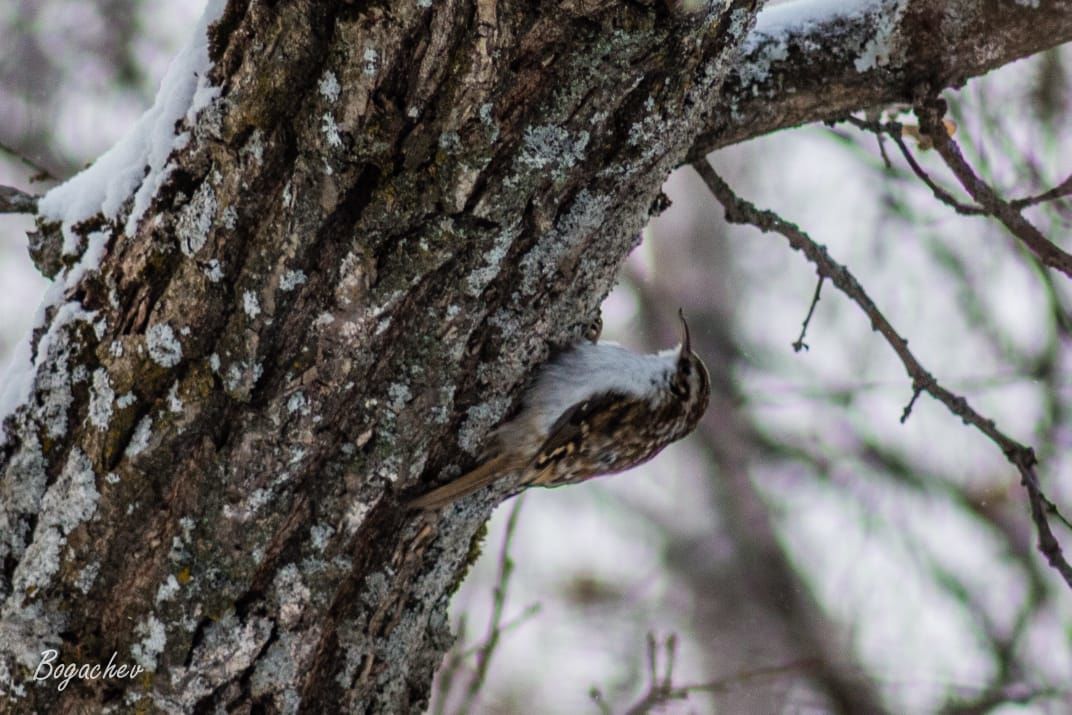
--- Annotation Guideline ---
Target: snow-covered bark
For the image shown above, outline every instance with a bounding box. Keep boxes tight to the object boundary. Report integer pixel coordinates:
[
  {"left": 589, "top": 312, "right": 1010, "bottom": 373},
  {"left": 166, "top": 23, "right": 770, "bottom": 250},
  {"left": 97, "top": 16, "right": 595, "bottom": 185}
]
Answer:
[
  {"left": 0, "top": 0, "right": 1068, "bottom": 711},
  {"left": 696, "top": 0, "right": 1072, "bottom": 153},
  {"left": 1, "top": 1, "right": 759, "bottom": 711}
]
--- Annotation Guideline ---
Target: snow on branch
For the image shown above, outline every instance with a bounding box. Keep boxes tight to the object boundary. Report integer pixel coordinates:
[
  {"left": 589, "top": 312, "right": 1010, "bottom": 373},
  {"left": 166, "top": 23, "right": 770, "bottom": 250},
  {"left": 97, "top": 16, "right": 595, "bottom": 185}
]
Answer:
[
  {"left": 36, "top": 0, "right": 226, "bottom": 243},
  {"left": 0, "top": 1, "right": 226, "bottom": 445},
  {"left": 693, "top": 0, "right": 1072, "bottom": 155}
]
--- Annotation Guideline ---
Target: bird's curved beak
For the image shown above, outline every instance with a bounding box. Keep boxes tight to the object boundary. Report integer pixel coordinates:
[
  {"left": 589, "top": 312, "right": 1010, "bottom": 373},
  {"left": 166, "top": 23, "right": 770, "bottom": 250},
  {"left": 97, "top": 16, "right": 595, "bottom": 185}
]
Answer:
[{"left": 678, "top": 308, "right": 691, "bottom": 357}]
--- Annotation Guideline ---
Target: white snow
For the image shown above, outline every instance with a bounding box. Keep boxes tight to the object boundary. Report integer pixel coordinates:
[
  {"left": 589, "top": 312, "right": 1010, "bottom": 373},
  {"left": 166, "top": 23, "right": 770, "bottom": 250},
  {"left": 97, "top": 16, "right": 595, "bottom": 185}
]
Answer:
[
  {"left": 854, "top": 1, "right": 906, "bottom": 72},
  {"left": 37, "top": 0, "right": 226, "bottom": 239},
  {"left": 741, "top": 0, "right": 901, "bottom": 83},
  {"left": 0, "top": 0, "right": 225, "bottom": 445},
  {"left": 751, "top": 0, "right": 866, "bottom": 38}
]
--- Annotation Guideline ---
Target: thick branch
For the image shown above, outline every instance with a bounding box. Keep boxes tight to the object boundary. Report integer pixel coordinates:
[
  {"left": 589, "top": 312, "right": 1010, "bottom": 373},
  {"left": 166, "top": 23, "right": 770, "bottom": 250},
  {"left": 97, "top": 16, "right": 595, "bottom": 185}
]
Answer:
[{"left": 692, "top": 0, "right": 1072, "bottom": 156}]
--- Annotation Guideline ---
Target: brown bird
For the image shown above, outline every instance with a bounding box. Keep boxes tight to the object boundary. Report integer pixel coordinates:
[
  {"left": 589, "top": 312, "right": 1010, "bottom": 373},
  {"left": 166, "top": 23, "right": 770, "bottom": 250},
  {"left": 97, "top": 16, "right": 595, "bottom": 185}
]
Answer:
[{"left": 408, "top": 311, "right": 710, "bottom": 510}]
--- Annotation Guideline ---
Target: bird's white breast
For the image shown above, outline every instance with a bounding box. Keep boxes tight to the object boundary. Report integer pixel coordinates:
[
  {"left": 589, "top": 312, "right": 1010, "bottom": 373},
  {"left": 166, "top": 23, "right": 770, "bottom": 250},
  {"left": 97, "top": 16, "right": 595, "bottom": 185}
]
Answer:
[{"left": 522, "top": 341, "right": 679, "bottom": 434}]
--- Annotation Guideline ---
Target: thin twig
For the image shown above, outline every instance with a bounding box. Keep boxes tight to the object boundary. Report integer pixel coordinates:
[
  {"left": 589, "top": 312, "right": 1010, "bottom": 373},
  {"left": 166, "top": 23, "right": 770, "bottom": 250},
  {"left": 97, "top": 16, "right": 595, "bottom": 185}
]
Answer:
[
  {"left": 0, "top": 138, "right": 57, "bottom": 183},
  {"left": 458, "top": 496, "right": 527, "bottom": 711},
  {"left": 458, "top": 603, "right": 540, "bottom": 659},
  {"left": 914, "top": 97, "right": 1072, "bottom": 280},
  {"left": 792, "top": 275, "right": 824, "bottom": 352},
  {"left": 432, "top": 613, "right": 467, "bottom": 715},
  {"left": 0, "top": 185, "right": 38, "bottom": 214},
  {"left": 692, "top": 160, "right": 1072, "bottom": 591},
  {"left": 843, "top": 115, "right": 983, "bottom": 215},
  {"left": 1009, "top": 173, "right": 1072, "bottom": 211},
  {"left": 900, "top": 384, "right": 924, "bottom": 423},
  {"left": 621, "top": 633, "right": 689, "bottom": 715},
  {"left": 613, "top": 640, "right": 819, "bottom": 715},
  {"left": 844, "top": 115, "right": 1072, "bottom": 220}
]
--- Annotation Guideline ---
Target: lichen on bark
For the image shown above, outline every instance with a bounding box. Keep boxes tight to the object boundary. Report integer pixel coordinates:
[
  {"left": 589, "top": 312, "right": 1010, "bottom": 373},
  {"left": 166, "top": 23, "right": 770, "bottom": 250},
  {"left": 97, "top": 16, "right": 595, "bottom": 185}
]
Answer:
[{"left": 4, "top": 0, "right": 1067, "bottom": 711}]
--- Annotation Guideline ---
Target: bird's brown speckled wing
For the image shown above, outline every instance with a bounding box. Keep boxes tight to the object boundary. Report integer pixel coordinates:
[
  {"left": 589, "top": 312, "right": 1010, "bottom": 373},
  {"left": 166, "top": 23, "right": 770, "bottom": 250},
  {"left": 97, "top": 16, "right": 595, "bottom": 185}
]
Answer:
[{"left": 529, "top": 391, "right": 631, "bottom": 485}]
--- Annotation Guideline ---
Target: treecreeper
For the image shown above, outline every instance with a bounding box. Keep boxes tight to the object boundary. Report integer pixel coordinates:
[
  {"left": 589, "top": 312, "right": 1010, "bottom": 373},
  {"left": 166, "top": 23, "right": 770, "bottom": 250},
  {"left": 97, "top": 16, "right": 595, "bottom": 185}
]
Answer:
[{"left": 409, "top": 311, "right": 711, "bottom": 509}]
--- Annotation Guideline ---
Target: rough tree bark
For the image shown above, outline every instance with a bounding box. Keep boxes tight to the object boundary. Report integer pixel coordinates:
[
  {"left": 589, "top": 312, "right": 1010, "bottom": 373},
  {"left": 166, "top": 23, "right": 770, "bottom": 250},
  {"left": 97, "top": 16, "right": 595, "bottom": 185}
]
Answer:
[{"left": 1, "top": 1, "right": 1069, "bottom": 712}]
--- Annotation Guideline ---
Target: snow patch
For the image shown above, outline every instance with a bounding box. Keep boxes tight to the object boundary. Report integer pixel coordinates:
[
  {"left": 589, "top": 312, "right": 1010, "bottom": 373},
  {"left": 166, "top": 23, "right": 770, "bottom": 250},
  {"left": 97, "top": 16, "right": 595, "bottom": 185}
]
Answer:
[
  {"left": 855, "top": 0, "right": 906, "bottom": 72},
  {"left": 36, "top": 0, "right": 227, "bottom": 238},
  {"left": 741, "top": 0, "right": 900, "bottom": 84}
]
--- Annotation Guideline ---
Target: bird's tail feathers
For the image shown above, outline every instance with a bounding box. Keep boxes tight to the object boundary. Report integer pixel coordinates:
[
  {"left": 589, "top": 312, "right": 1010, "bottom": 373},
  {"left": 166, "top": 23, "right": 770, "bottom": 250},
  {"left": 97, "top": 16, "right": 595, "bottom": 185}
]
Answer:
[{"left": 406, "top": 453, "right": 522, "bottom": 510}]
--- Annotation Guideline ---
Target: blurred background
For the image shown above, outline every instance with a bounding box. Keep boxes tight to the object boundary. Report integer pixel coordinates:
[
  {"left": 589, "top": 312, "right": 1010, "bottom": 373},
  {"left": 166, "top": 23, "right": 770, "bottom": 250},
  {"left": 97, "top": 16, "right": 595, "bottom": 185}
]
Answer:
[{"left": 2, "top": 3, "right": 1070, "bottom": 713}]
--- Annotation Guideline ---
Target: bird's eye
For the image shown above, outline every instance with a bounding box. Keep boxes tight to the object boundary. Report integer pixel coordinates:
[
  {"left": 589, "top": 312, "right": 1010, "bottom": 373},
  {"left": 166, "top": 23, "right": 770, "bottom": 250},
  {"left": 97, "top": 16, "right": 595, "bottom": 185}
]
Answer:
[{"left": 671, "top": 378, "right": 688, "bottom": 398}]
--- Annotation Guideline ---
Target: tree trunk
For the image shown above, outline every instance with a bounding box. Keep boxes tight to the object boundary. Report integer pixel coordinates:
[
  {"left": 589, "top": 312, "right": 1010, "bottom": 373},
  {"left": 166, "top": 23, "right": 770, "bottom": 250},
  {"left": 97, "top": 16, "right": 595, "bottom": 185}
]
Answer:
[{"left": 1, "top": 1, "right": 1068, "bottom": 712}]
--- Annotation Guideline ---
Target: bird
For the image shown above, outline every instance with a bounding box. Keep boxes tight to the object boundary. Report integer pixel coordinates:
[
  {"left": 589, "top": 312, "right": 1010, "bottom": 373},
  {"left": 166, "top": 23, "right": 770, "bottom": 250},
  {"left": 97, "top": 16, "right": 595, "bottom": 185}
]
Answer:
[{"left": 407, "top": 310, "right": 710, "bottom": 510}]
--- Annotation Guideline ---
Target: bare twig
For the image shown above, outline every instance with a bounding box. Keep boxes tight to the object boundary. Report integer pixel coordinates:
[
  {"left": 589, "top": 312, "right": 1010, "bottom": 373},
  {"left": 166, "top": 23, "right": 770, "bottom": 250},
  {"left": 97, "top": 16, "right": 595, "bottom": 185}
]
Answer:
[
  {"left": 432, "top": 612, "right": 467, "bottom": 714},
  {"left": 457, "top": 496, "right": 527, "bottom": 712},
  {"left": 900, "top": 385, "right": 924, "bottom": 423},
  {"left": 792, "top": 275, "right": 824, "bottom": 352},
  {"left": 843, "top": 115, "right": 983, "bottom": 215},
  {"left": 844, "top": 115, "right": 1072, "bottom": 221},
  {"left": 0, "top": 138, "right": 57, "bottom": 183},
  {"left": 1008, "top": 174, "right": 1072, "bottom": 212},
  {"left": 914, "top": 98, "right": 1072, "bottom": 279},
  {"left": 596, "top": 634, "right": 819, "bottom": 715},
  {"left": 0, "top": 185, "right": 38, "bottom": 214},
  {"left": 693, "top": 160, "right": 1072, "bottom": 591},
  {"left": 620, "top": 634, "right": 685, "bottom": 715}
]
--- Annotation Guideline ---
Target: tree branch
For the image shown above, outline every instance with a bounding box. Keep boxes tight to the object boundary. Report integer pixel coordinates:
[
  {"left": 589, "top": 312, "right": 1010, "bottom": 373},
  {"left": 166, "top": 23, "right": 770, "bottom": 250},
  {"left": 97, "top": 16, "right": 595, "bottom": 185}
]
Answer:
[
  {"left": 693, "top": 160, "right": 1072, "bottom": 591},
  {"left": 0, "top": 185, "right": 38, "bottom": 214},
  {"left": 692, "top": 0, "right": 1072, "bottom": 155},
  {"left": 913, "top": 97, "right": 1072, "bottom": 280}
]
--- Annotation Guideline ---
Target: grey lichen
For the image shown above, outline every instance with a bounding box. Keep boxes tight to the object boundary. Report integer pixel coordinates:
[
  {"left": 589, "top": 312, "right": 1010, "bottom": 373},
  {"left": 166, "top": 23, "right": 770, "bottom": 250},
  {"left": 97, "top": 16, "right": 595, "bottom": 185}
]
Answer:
[
  {"left": 10, "top": 448, "right": 99, "bottom": 600},
  {"left": 88, "top": 368, "right": 115, "bottom": 430},
  {"left": 177, "top": 182, "right": 217, "bottom": 257},
  {"left": 146, "top": 323, "right": 183, "bottom": 368}
]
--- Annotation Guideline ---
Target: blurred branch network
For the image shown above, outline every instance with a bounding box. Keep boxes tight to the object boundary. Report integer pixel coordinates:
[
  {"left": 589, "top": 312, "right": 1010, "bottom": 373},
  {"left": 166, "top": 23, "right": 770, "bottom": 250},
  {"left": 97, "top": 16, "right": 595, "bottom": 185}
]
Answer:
[
  {"left": 436, "top": 47, "right": 1072, "bottom": 715},
  {"left": 2, "top": 5, "right": 1071, "bottom": 714}
]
